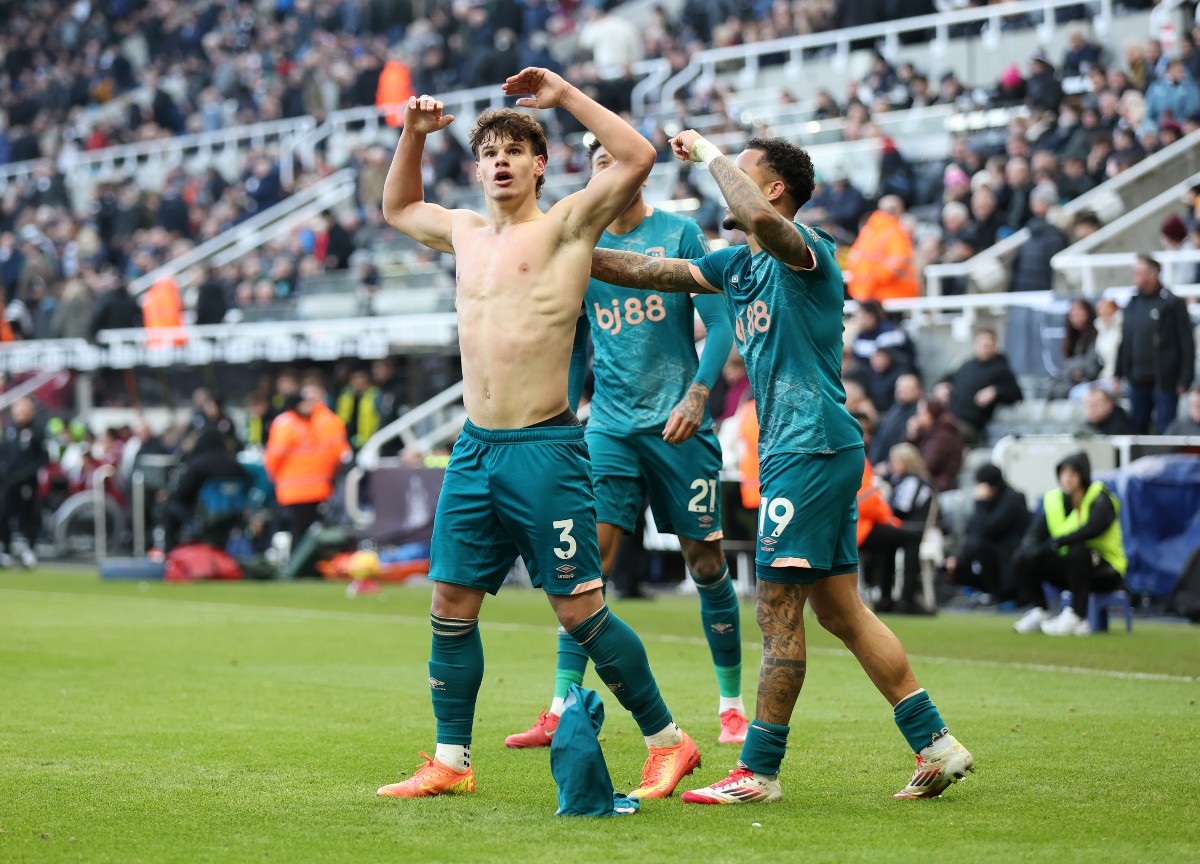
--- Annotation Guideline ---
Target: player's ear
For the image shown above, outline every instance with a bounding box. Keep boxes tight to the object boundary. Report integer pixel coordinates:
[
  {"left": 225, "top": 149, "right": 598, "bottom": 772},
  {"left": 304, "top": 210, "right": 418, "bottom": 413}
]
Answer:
[
  {"left": 534, "top": 154, "right": 546, "bottom": 178},
  {"left": 765, "top": 178, "right": 786, "bottom": 204},
  {"left": 475, "top": 162, "right": 483, "bottom": 184}
]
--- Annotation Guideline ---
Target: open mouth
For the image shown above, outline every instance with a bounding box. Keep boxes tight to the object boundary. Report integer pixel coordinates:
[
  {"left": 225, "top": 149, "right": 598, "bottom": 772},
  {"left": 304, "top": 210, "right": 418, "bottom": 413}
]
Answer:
[{"left": 494, "top": 170, "right": 514, "bottom": 185}]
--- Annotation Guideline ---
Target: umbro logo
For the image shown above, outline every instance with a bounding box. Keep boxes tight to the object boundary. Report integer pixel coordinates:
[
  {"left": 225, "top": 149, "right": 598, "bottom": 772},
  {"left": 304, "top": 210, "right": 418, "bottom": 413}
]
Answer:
[
  {"left": 731, "top": 275, "right": 739, "bottom": 283},
  {"left": 760, "top": 537, "right": 777, "bottom": 547},
  {"left": 710, "top": 623, "right": 733, "bottom": 634},
  {"left": 556, "top": 564, "right": 576, "bottom": 573},
  {"left": 698, "top": 515, "right": 713, "bottom": 525},
  {"left": 429, "top": 677, "right": 446, "bottom": 691}
]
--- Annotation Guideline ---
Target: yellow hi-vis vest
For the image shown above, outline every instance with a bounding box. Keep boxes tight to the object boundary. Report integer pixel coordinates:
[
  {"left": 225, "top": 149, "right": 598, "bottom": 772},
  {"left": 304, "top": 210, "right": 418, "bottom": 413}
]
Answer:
[{"left": 1042, "top": 482, "right": 1127, "bottom": 575}]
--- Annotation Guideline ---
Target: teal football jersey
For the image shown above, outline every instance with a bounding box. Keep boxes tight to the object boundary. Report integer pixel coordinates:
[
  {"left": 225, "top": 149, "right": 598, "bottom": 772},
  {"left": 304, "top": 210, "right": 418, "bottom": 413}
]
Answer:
[
  {"left": 584, "top": 209, "right": 711, "bottom": 433},
  {"left": 691, "top": 223, "right": 862, "bottom": 457}
]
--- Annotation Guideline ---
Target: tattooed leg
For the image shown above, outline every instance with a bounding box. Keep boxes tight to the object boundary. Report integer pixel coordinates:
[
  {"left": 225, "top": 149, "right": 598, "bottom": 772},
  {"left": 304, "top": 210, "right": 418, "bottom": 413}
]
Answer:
[
  {"left": 808, "top": 571, "right": 919, "bottom": 706},
  {"left": 753, "top": 580, "right": 810, "bottom": 725}
]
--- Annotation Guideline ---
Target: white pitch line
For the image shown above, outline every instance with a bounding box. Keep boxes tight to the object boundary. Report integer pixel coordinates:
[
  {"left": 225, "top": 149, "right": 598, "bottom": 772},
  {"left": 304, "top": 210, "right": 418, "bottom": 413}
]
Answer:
[{"left": 1, "top": 588, "right": 1197, "bottom": 684}]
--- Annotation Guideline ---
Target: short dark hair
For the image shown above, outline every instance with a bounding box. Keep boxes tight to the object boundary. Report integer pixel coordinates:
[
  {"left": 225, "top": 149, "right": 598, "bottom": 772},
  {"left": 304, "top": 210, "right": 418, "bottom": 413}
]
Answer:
[
  {"left": 469, "top": 108, "right": 549, "bottom": 197},
  {"left": 1136, "top": 253, "right": 1161, "bottom": 275},
  {"left": 586, "top": 136, "right": 604, "bottom": 164},
  {"left": 745, "top": 137, "right": 816, "bottom": 210},
  {"left": 974, "top": 327, "right": 998, "bottom": 340}
]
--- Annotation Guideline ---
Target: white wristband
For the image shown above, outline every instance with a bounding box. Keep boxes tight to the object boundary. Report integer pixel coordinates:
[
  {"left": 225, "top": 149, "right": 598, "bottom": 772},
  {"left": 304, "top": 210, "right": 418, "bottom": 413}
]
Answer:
[{"left": 689, "top": 138, "right": 722, "bottom": 164}]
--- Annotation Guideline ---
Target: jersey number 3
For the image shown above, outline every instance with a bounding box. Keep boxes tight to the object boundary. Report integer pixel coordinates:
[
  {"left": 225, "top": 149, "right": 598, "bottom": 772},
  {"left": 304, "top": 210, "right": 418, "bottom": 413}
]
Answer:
[{"left": 553, "top": 519, "right": 577, "bottom": 559}]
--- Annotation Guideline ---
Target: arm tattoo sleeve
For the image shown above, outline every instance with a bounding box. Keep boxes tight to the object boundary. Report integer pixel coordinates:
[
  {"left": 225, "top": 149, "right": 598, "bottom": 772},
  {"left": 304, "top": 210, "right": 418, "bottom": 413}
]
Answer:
[
  {"left": 707, "top": 156, "right": 812, "bottom": 267},
  {"left": 591, "top": 249, "right": 716, "bottom": 293}
]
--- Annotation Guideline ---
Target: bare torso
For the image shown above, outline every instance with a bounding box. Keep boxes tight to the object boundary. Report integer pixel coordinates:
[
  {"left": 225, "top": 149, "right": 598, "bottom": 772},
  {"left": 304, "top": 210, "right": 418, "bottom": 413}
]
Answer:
[{"left": 451, "top": 211, "right": 590, "bottom": 429}]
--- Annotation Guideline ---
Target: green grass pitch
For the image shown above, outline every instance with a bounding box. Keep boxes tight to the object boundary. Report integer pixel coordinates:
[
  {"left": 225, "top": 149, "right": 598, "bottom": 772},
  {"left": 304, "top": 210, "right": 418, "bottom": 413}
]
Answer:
[{"left": 2, "top": 569, "right": 1199, "bottom": 863}]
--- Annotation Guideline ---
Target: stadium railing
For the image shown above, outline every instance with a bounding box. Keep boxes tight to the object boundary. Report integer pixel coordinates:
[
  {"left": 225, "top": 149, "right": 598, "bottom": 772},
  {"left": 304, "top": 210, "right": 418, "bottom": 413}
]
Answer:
[
  {"left": 924, "top": 128, "right": 1200, "bottom": 296},
  {"left": 1052, "top": 171, "right": 1200, "bottom": 294},
  {"left": 657, "top": 0, "right": 1124, "bottom": 107},
  {"left": 0, "top": 116, "right": 320, "bottom": 213},
  {"left": 125, "top": 169, "right": 358, "bottom": 297}
]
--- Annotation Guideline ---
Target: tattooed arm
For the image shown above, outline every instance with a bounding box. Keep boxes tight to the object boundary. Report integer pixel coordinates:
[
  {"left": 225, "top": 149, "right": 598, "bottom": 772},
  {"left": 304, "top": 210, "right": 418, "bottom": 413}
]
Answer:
[
  {"left": 669, "top": 130, "right": 815, "bottom": 270},
  {"left": 591, "top": 249, "right": 720, "bottom": 294}
]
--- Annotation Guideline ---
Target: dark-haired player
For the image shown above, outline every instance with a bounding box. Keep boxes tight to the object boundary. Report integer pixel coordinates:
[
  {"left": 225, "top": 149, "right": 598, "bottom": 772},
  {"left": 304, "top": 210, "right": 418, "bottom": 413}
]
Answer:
[
  {"left": 373, "top": 69, "right": 700, "bottom": 801},
  {"left": 589, "top": 132, "right": 974, "bottom": 804},
  {"left": 505, "top": 139, "right": 746, "bottom": 750}
]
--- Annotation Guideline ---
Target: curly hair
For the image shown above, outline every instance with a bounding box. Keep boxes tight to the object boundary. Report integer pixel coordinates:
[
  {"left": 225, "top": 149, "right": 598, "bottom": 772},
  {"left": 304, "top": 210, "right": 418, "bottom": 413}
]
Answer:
[
  {"left": 469, "top": 108, "right": 549, "bottom": 197},
  {"left": 745, "top": 137, "right": 815, "bottom": 210}
]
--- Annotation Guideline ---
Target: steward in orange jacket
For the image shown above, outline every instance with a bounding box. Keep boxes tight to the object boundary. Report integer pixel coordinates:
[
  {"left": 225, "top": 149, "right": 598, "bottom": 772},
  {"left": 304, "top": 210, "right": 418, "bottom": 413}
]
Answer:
[
  {"left": 856, "top": 457, "right": 899, "bottom": 547},
  {"left": 737, "top": 400, "right": 761, "bottom": 510},
  {"left": 143, "top": 277, "right": 185, "bottom": 347},
  {"left": 264, "top": 387, "right": 350, "bottom": 538},
  {"left": 376, "top": 55, "right": 414, "bottom": 128},
  {"left": 845, "top": 198, "right": 919, "bottom": 302}
]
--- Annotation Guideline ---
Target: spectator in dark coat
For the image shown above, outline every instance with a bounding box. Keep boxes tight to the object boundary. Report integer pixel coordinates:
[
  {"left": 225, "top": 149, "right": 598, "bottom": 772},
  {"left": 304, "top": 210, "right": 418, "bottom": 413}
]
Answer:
[
  {"left": 935, "top": 329, "right": 1024, "bottom": 443},
  {"left": 1164, "top": 388, "right": 1200, "bottom": 435},
  {"left": 90, "top": 278, "right": 142, "bottom": 339},
  {"left": 866, "top": 347, "right": 912, "bottom": 414},
  {"left": 1082, "top": 387, "right": 1136, "bottom": 434},
  {"left": 194, "top": 268, "right": 230, "bottom": 325},
  {"left": 906, "top": 398, "right": 964, "bottom": 493},
  {"left": 852, "top": 300, "right": 916, "bottom": 369},
  {"left": 1010, "top": 184, "right": 1068, "bottom": 292},
  {"left": 945, "top": 463, "right": 1030, "bottom": 603},
  {"left": 871, "top": 373, "right": 923, "bottom": 467},
  {"left": 1115, "top": 255, "right": 1196, "bottom": 432},
  {"left": 0, "top": 397, "right": 49, "bottom": 567},
  {"left": 1026, "top": 51, "right": 1064, "bottom": 112},
  {"left": 161, "top": 427, "right": 250, "bottom": 551}
]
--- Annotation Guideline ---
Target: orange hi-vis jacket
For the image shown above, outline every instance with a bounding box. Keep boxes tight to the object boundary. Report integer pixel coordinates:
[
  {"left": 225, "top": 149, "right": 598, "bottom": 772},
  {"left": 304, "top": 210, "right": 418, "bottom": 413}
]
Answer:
[
  {"left": 845, "top": 210, "right": 919, "bottom": 302},
  {"left": 856, "top": 457, "right": 899, "bottom": 547},
  {"left": 264, "top": 403, "right": 350, "bottom": 505},
  {"left": 738, "top": 401, "right": 761, "bottom": 510},
  {"left": 376, "top": 59, "right": 414, "bottom": 128},
  {"left": 143, "top": 277, "right": 185, "bottom": 347}
]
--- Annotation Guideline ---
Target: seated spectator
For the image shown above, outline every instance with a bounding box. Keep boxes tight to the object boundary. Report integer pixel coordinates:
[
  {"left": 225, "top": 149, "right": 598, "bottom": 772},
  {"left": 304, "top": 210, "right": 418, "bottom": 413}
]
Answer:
[
  {"left": 1049, "top": 298, "right": 1102, "bottom": 399},
  {"left": 1083, "top": 387, "right": 1136, "bottom": 434},
  {"left": 862, "top": 444, "right": 937, "bottom": 615},
  {"left": 866, "top": 347, "right": 913, "bottom": 413},
  {"left": 1062, "top": 29, "right": 1104, "bottom": 77},
  {"left": 1145, "top": 58, "right": 1200, "bottom": 132},
  {"left": 1159, "top": 213, "right": 1195, "bottom": 289},
  {"left": 161, "top": 427, "right": 250, "bottom": 552},
  {"left": 804, "top": 172, "right": 869, "bottom": 236},
  {"left": 851, "top": 300, "right": 916, "bottom": 369},
  {"left": 944, "top": 464, "right": 1030, "bottom": 604},
  {"left": 871, "top": 373, "right": 923, "bottom": 467},
  {"left": 845, "top": 196, "right": 919, "bottom": 302},
  {"left": 967, "top": 185, "right": 1005, "bottom": 251},
  {"left": 1009, "top": 184, "right": 1067, "bottom": 292},
  {"left": 1164, "top": 388, "right": 1200, "bottom": 435},
  {"left": 1013, "top": 452, "right": 1126, "bottom": 636},
  {"left": 905, "top": 398, "right": 963, "bottom": 493},
  {"left": 934, "top": 329, "right": 1023, "bottom": 444}
]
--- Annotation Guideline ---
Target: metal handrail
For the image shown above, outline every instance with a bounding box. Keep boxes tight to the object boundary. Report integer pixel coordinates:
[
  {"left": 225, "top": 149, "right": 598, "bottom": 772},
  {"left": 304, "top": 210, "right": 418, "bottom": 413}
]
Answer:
[
  {"left": 660, "top": 0, "right": 1115, "bottom": 105},
  {"left": 126, "top": 169, "right": 356, "bottom": 297}
]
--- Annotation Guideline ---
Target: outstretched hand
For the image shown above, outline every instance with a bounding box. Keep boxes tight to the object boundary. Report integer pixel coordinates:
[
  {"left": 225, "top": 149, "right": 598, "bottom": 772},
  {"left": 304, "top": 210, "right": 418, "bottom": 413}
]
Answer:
[
  {"left": 502, "top": 67, "right": 570, "bottom": 109},
  {"left": 404, "top": 95, "right": 455, "bottom": 134}
]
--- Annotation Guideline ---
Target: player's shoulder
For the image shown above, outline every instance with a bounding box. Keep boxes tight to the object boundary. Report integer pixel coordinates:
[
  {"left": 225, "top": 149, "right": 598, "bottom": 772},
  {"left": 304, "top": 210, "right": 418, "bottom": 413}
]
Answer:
[{"left": 794, "top": 221, "right": 836, "bottom": 252}]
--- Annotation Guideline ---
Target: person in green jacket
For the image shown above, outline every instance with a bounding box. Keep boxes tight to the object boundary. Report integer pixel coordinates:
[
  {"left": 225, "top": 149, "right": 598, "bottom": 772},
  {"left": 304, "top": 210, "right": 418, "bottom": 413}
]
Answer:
[{"left": 1012, "top": 452, "right": 1126, "bottom": 636}]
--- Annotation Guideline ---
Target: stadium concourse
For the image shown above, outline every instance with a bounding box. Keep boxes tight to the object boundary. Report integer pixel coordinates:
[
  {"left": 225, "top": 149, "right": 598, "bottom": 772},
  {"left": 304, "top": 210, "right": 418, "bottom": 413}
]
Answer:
[{"left": 0, "top": 0, "right": 1196, "bottom": 614}]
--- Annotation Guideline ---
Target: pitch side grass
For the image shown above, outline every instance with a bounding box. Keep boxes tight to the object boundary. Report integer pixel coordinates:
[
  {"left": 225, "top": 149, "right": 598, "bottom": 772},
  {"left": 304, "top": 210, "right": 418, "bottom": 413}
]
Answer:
[{"left": 2, "top": 569, "right": 1198, "bottom": 863}]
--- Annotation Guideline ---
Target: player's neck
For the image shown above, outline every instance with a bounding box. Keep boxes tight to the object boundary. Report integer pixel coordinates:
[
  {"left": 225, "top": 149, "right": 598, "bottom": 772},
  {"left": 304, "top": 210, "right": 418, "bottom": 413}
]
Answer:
[
  {"left": 605, "top": 199, "right": 650, "bottom": 237},
  {"left": 484, "top": 195, "right": 544, "bottom": 231}
]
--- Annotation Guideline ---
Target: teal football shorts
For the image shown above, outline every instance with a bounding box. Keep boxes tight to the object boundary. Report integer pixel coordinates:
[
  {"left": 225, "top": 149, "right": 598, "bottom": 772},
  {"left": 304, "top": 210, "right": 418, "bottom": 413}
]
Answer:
[
  {"left": 753, "top": 446, "right": 863, "bottom": 584},
  {"left": 586, "top": 428, "right": 724, "bottom": 542},
  {"left": 429, "top": 420, "right": 604, "bottom": 596}
]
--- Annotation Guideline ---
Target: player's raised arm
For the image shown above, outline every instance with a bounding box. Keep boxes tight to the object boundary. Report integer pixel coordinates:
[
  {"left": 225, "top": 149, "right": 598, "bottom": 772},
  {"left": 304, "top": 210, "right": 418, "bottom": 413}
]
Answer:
[
  {"left": 381, "top": 95, "right": 460, "bottom": 254},
  {"left": 670, "top": 131, "right": 815, "bottom": 270},
  {"left": 591, "top": 249, "right": 719, "bottom": 295},
  {"left": 502, "top": 67, "right": 655, "bottom": 241}
]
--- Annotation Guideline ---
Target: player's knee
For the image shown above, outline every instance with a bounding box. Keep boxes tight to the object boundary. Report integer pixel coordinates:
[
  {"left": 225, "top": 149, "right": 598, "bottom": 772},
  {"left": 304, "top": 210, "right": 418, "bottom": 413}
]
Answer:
[{"left": 683, "top": 542, "right": 726, "bottom": 584}]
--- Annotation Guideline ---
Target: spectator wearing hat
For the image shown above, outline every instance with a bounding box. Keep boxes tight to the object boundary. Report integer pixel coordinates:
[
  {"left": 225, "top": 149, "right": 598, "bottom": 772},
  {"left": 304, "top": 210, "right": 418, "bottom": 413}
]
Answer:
[
  {"left": 944, "top": 463, "right": 1030, "bottom": 604},
  {"left": 1026, "top": 51, "right": 1064, "bottom": 112},
  {"left": 1145, "top": 59, "right": 1200, "bottom": 132},
  {"left": 1159, "top": 212, "right": 1196, "bottom": 288},
  {"left": 1115, "top": 255, "right": 1196, "bottom": 433},
  {"left": 1010, "top": 184, "right": 1068, "bottom": 292}
]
